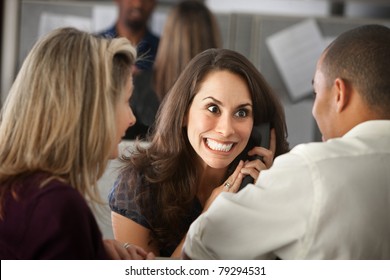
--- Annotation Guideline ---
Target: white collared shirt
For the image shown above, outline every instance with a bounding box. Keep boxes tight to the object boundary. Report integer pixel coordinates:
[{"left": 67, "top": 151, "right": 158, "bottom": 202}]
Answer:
[{"left": 184, "top": 120, "right": 390, "bottom": 259}]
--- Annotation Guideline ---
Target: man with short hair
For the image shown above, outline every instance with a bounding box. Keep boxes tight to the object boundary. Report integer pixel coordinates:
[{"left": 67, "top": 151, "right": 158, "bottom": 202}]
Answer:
[
  {"left": 183, "top": 24, "right": 390, "bottom": 260},
  {"left": 99, "top": 0, "right": 159, "bottom": 71}
]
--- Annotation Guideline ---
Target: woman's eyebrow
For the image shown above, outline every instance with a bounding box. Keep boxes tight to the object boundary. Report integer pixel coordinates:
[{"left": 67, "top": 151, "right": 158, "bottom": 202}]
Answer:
[
  {"left": 202, "top": 96, "right": 252, "bottom": 108},
  {"left": 202, "top": 96, "right": 221, "bottom": 104}
]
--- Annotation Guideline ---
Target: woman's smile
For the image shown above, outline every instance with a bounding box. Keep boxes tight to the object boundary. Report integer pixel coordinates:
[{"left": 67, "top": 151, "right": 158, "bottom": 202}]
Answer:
[{"left": 205, "top": 138, "right": 235, "bottom": 153}]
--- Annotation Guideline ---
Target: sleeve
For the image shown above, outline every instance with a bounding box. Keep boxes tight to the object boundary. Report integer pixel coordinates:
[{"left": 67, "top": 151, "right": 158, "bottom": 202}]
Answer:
[
  {"left": 25, "top": 184, "right": 107, "bottom": 259},
  {"left": 108, "top": 176, "right": 151, "bottom": 229},
  {"left": 184, "top": 152, "right": 316, "bottom": 260}
]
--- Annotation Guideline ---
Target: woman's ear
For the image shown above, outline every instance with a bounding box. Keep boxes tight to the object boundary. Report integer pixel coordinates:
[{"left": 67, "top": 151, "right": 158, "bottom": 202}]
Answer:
[{"left": 334, "top": 78, "right": 350, "bottom": 113}]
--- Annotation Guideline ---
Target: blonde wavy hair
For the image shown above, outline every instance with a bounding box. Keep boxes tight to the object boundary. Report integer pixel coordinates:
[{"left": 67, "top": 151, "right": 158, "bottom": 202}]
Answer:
[{"left": 0, "top": 27, "right": 136, "bottom": 218}]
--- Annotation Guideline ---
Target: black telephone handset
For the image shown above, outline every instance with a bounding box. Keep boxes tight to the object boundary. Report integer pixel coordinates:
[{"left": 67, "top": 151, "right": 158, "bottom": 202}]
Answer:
[{"left": 238, "top": 123, "right": 271, "bottom": 191}]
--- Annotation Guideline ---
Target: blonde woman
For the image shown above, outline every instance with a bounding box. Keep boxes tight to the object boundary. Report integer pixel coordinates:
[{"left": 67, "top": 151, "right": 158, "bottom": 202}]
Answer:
[{"left": 0, "top": 28, "right": 153, "bottom": 260}]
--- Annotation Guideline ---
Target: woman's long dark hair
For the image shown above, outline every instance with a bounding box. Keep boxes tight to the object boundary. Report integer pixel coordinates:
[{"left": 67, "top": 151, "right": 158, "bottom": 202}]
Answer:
[{"left": 118, "top": 48, "right": 289, "bottom": 252}]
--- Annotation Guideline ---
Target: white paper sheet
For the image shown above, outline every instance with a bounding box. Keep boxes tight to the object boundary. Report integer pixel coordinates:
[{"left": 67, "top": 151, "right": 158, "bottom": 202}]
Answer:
[
  {"left": 92, "top": 5, "right": 117, "bottom": 33},
  {"left": 38, "top": 12, "right": 92, "bottom": 38},
  {"left": 266, "top": 19, "right": 326, "bottom": 101}
]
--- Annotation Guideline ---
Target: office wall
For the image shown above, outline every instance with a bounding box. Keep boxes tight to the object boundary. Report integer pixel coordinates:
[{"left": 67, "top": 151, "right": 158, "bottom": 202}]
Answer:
[
  {"left": 3, "top": 0, "right": 390, "bottom": 104},
  {"left": 12, "top": 1, "right": 390, "bottom": 148},
  {"left": 10, "top": 1, "right": 390, "bottom": 147},
  {"left": 206, "top": 0, "right": 330, "bottom": 16},
  {"left": 1, "top": 0, "right": 20, "bottom": 106}
]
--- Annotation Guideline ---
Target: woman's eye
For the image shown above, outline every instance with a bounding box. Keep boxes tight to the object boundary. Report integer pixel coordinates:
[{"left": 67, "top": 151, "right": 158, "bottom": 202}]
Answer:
[
  {"left": 235, "top": 109, "right": 248, "bottom": 118},
  {"left": 207, "top": 105, "right": 219, "bottom": 114}
]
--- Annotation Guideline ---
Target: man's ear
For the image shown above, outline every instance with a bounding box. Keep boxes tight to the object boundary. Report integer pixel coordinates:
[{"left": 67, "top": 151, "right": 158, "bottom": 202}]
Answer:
[{"left": 334, "top": 78, "right": 350, "bottom": 113}]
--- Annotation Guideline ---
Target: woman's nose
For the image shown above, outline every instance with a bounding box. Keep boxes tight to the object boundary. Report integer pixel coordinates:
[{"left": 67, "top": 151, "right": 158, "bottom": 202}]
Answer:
[
  {"left": 128, "top": 109, "right": 136, "bottom": 128},
  {"left": 215, "top": 114, "right": 235, "bottom": 137}
]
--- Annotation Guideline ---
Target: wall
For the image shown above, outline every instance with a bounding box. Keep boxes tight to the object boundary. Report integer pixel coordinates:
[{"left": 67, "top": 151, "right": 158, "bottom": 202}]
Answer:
[
  {"left": 1, "top": 0, "right": 20, "bottom": 106},
  {"left": 3, "top": 0, "right": 388, "bottom": 146}
]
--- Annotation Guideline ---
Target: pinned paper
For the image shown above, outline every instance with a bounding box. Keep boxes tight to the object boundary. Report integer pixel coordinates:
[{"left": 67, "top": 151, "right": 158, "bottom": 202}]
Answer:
[{"left": 266, "top": 19, "right": 326, "bottom": 101}]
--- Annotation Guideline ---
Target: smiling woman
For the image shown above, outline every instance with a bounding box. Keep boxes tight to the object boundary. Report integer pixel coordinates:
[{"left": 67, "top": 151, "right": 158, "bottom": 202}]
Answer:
[
  {"left": 108, "top": 48, "right": 290, "bottom": 258},
  {"left": 186, "top": 70, "right": 253, "bottom": 170}
]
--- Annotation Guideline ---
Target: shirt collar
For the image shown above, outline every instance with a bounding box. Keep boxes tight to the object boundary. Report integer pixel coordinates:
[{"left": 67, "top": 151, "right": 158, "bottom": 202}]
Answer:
[{"left": 343, "top": 120, "right": 390, "bottom": 138}]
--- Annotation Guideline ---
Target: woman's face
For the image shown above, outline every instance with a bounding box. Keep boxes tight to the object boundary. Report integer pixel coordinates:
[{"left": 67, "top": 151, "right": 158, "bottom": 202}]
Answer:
[
  {"left": 186, "top": 70, "right": 254, "bottom": 170},
  {"left": 110, "top": 75, "right": 136, "bottom": 159}
]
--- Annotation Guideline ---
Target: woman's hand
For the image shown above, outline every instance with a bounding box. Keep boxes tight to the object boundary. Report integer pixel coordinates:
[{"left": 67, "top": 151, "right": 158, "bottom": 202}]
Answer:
[
  {"left": 202, "top": 129, "right": 277, "bottom": 212},
  {"left": 203, "top": 160, "right": 245, "bottom": 212},
  {"left": 103, "top": 239, "right": 155, "bottom": 260},
  {"left": 239, "top": 128, "right": 276, "bottom": 182}
]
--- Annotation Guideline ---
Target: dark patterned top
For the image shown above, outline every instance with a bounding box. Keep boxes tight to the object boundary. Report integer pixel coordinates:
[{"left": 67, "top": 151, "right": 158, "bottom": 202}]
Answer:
[{"left": 109, "top": 175, "right": 203, "bottom": 257}]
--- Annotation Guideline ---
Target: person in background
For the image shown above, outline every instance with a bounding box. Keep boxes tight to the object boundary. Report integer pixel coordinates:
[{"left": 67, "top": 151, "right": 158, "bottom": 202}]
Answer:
[
  {"left": 125, "top": 0, "right": 222, "bottom": 140},
  {"left": 109, "top": 48, "right": 290, "bottom": 258},
  {"left": 0, "top": 27, "right": 154, "bottom": 260},
  {"left": 99, "top": 0, "right": 159, "bottom": 72},
  {"left": 183, "top": 24, "right": 390, "bottom": 260}
]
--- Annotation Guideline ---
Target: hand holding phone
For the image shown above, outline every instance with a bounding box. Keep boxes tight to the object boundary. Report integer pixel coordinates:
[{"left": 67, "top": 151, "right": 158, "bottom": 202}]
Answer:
[{"left": 238, "top": 123, "right": 270, "bottom": 191}]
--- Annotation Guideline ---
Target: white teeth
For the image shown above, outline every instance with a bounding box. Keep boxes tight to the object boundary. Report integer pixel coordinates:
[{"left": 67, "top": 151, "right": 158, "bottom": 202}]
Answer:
[{"left": 206, "top": 139, "right": 233, "bottom": 152}]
